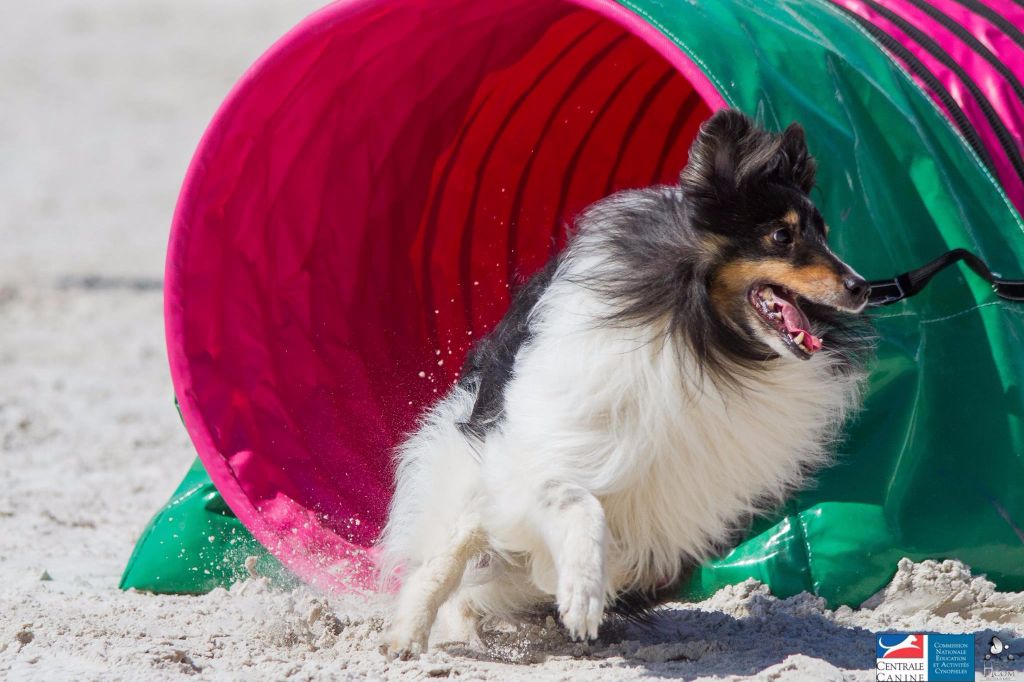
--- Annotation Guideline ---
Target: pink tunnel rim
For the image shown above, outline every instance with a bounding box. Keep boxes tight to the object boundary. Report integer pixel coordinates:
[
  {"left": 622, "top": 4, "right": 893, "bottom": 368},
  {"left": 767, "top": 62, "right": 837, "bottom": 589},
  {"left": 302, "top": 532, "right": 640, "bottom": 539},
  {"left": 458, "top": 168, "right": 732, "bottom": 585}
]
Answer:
[{"left": 164, "top": 0, "right": 726, "bottom": 592}]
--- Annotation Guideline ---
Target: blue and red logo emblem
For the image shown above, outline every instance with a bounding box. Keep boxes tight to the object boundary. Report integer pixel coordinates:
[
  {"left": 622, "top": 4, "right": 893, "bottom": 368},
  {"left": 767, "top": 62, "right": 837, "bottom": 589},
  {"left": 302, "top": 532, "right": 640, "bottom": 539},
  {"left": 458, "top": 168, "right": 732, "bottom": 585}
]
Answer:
[{"left": 877, "top": 633, "right": 927, "bottom": 660}]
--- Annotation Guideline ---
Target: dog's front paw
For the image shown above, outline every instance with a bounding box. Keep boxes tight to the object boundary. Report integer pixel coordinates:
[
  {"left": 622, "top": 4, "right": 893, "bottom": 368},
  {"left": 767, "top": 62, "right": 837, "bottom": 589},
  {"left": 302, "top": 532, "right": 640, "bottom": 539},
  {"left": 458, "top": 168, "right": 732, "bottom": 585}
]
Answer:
[
  {"left": 556, "top": 573, "right": 605, "bottom": 641},
  {"left": 378, "top": 627, "right": 428, "bottom": 661}
]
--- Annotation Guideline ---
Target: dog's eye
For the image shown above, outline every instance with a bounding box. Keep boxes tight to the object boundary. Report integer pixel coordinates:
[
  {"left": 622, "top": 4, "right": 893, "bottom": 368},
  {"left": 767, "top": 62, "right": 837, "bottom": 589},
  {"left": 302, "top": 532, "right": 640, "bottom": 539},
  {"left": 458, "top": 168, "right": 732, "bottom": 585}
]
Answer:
[{"left": 772, "top": 228, "right": 793, "bottom": 245}]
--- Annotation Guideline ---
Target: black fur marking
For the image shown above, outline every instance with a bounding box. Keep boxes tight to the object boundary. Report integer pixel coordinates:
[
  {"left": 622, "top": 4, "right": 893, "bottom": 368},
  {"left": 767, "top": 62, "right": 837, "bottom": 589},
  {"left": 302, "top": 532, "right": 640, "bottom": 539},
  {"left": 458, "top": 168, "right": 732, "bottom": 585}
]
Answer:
[
  {"left": 607, "top": 563, "right": 696, "bottom": 625},
  {"left": 456, "top": 261, "right": 558, "bottom": 440},
  {"left": 679, "top": 110, "right": 816, "bottom": 206}
]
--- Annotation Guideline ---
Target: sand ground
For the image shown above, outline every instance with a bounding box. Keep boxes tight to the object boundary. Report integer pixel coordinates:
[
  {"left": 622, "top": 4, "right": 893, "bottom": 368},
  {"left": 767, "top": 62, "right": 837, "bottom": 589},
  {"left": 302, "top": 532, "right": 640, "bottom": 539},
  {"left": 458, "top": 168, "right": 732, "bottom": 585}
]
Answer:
[{"left": 2, "top": 1, "right": 1023, "bottom": 680}]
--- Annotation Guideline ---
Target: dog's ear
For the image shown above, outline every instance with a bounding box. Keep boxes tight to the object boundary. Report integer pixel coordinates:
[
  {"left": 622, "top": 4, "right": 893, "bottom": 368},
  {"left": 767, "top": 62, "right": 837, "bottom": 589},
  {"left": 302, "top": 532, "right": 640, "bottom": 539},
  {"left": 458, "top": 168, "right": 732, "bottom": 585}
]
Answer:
[
  {"left": 779, "top": 122, "right": 816, "bottom": 194},
  {"left": 679, "top": 109, "right": 753, "bottom": 206},
  {"left": 680, "top": 111, "right": 818, "bottom": 222}
]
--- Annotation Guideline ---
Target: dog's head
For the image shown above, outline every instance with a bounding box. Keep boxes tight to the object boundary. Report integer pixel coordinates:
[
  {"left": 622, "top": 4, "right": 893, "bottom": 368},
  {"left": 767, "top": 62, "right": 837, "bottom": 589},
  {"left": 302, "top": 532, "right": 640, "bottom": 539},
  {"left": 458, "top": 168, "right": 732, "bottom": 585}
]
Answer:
[{"left": 679, "top": 110, "right": 868, "bottom": 362}]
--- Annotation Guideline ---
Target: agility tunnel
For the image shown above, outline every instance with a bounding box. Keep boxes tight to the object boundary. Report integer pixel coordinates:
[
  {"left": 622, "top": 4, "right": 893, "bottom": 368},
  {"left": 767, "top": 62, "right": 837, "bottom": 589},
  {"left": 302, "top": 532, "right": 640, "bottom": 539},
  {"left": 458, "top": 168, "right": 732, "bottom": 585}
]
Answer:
[{"left": 122, "top": 0, "right": 1024, "bottom": 607}]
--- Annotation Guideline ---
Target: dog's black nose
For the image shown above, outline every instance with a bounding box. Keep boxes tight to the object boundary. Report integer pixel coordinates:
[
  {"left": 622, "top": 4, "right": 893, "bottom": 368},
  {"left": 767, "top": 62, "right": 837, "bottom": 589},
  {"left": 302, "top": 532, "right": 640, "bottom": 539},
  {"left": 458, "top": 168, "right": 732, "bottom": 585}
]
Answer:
[{"left": 843, "top": 275, "right": 869, "bottom": 302}]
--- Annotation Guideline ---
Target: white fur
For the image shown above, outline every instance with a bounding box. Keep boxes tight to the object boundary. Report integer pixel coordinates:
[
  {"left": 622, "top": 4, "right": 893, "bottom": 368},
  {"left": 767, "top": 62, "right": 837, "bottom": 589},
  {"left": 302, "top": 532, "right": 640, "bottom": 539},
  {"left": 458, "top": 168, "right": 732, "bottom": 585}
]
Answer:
[{"left": 377, "top": 246, "right": 864, "bottom": 657}]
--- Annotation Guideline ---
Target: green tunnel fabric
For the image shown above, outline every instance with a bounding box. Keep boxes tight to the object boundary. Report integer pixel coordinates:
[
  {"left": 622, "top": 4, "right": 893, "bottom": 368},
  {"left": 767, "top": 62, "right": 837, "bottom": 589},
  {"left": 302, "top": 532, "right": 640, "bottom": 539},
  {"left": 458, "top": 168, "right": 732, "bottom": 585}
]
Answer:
[
  {"left": 119, "top": 457, "right": 294, "bottom": 593},
  {"left": 636, "top": 0, "right": 1024, "bottom": 606},
  {"left": 642, "top": 0, "right": 1024, "bottom": 606},
  {"left": 124, "top": 0, "right": 1024, "bottom": 606}
]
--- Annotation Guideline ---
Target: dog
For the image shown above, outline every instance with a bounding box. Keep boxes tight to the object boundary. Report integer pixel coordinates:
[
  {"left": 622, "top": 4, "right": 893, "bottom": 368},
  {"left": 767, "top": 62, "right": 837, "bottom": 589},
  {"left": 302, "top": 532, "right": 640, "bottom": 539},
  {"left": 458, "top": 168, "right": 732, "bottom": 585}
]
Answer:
[{"left": 377, "top": 109, "right": 872, "bottom": 658}]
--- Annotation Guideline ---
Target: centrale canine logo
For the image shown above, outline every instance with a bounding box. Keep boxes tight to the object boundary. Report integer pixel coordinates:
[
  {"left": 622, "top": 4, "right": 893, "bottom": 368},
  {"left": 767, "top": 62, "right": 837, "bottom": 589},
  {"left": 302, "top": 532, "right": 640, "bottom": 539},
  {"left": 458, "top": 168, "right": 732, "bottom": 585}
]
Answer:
[
  {"left": 877, "top": 633, "right": 928, "bottom": 681},
  {"left": 875, "top": 632, "right": 975, "bottom": 681}
]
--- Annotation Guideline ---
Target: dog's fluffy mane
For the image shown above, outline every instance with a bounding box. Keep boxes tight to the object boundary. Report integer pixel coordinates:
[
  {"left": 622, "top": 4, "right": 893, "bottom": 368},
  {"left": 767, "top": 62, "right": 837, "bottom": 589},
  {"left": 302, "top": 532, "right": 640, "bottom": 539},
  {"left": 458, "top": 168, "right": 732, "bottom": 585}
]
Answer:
[{"left": 377, "top": 111, "right": 873, "bottom": 652}]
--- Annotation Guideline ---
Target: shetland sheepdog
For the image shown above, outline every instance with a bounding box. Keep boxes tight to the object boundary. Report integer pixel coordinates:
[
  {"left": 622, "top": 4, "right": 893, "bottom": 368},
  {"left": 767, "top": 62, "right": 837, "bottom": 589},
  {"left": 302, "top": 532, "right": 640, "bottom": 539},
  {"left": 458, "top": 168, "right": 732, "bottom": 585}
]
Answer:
[{"left": 378, "top": 109, "right": 872, "bottom": 658}]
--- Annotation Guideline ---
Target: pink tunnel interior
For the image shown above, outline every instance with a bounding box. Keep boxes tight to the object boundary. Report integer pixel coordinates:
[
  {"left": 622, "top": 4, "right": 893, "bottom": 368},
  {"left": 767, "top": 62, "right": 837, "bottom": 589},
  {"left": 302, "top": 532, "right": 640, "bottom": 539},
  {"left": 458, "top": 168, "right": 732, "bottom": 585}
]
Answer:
[{"left": 165, "top": 0, "right": 720, "bottom": 591}]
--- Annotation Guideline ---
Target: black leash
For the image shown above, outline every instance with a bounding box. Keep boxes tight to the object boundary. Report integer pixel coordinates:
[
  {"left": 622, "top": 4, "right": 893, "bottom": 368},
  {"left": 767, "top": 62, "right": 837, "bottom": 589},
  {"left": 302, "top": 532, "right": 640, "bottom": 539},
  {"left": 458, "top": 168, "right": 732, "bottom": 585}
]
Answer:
[{"left": 868, "top": 248, "right": 1024, "bottom": 307}]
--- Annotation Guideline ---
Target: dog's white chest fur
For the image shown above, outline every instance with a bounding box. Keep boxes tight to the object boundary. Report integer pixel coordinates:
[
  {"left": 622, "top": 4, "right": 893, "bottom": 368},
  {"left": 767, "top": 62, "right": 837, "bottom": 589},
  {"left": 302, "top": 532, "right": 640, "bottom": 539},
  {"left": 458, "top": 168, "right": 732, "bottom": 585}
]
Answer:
[{"left": 482, "top": 280, "right": 860, "bottom": 594}]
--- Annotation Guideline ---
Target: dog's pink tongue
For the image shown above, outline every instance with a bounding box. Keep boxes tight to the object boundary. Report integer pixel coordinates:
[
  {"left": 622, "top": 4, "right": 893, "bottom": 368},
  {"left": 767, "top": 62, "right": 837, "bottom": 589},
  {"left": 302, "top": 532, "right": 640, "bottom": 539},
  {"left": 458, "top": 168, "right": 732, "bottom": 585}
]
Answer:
[{"left": 777, "top": 297, "right": 823, "bottom": 352}]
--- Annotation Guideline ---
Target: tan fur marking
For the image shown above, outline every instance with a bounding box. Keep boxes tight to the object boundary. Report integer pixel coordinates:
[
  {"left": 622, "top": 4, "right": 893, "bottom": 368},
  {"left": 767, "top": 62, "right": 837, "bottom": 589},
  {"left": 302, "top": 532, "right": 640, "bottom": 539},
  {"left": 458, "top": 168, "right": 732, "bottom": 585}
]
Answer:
[
  {"left": 782, "top": 209, "right": 799, "bottom": 226},
  {"left": 712, "top": 259, "right": 845, "bottom": 309}
]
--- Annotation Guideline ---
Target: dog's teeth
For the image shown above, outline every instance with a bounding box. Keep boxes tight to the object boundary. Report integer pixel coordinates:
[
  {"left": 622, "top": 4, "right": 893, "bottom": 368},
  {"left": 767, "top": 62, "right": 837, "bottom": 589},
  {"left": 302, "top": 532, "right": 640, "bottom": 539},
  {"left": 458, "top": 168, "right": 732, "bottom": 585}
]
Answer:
[
  {"left": 763, "top": 287, "right": 774, "bottom": 303},
  {"left": 793, "top": 331, "right": 805, "bottom": 346}
]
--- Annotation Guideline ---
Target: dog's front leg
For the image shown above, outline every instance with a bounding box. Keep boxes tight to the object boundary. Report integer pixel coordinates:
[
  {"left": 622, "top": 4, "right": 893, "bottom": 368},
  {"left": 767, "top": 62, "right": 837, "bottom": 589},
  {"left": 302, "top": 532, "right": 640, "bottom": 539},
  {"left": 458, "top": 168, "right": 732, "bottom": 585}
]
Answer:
[
  {"left": 535, "top": 482, "right": 608, "bottom": 641},
  {"left": 381, "top": 514, "right": 484, "bottom": 659}
]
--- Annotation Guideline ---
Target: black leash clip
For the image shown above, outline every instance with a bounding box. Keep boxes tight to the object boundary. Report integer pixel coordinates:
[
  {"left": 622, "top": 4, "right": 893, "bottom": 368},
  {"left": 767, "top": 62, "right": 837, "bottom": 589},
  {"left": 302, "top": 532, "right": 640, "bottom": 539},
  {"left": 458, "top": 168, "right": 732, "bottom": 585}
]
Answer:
[{"left": 868, "top": 248, "right": 1024, "bottom": 307}]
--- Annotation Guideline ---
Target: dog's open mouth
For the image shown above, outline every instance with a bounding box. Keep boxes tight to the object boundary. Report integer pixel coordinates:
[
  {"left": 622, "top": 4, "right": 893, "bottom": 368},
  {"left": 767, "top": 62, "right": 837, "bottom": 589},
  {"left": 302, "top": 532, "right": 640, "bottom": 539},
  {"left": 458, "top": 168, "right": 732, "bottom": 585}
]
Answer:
[{"left": 749, "top": 285, "right": 823, "bottom": 358}]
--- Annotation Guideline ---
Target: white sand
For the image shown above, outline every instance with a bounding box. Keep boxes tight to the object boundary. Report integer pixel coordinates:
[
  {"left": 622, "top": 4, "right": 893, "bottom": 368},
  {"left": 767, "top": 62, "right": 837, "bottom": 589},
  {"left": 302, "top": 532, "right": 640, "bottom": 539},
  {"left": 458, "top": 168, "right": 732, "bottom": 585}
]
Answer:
[{"left": 2, "top": 1, "right": 1023, "bottom": 680}]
